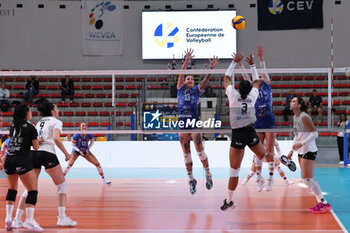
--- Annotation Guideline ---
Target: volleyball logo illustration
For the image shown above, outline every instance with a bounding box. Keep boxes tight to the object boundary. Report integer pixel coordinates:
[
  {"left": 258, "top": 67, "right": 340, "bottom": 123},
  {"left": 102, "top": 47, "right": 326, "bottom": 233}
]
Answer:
[
  {"left": 232, "top": 15, "right": 246, "bottom": 31},
  {"left": 154, "top": 23, "right": 179, "bottom": 48},
  {"left": 268, "top": 0, "right": 284, "bottom": 15},
  {"left": 89, "top": 1, "right": 116, "bottom": 30}
]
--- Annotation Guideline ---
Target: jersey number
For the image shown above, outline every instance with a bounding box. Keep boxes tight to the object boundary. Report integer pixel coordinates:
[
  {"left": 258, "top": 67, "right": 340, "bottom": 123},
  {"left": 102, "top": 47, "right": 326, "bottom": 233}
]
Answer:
[
  {"left": 241, "top": 103, "right": 248, "bottom": 115},
  {"left": 185, "top": 94, "right": 190, "bottom": 101},
  {"left": 39, "top": 122, "right": 45, "bottom": 130}
]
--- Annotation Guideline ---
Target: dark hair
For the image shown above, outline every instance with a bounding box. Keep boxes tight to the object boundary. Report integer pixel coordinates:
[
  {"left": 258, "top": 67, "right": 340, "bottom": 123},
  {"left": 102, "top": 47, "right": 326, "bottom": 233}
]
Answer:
[
  {"left": 13, "top": 104, "right": 30, "bottom": 133},
  {"left": 37, "top": 98, "right": 54, "bottom": 116},
  {"left": 339, "top": 113, "right": 347, "bottom": 123},
  {"left": 295, "top": 96, "right": 308, "bottom": 112},
  {"left": 238, "top": 80, "right": 252, "bottom": 100}
]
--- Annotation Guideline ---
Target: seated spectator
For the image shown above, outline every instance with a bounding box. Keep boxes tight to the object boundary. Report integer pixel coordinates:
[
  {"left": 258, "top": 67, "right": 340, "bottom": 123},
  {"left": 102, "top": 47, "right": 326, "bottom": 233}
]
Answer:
[
  {"left": 282, "top": 89, "right": 298, "bottom": 122},
  {"left": 23, "top": 76, "right": 39, "bottom": 103},
  {"left": 307, "top": 89, "right": 323, "bottom": 122},
  {"left": 60, "top": 75, "right": 74, "bottom": 103},
  {"left": 215, "top": 133, "right": 231, "bottom": 141},
  {"left": 0, "top": 82, "right": 11, "bottom": 112}
]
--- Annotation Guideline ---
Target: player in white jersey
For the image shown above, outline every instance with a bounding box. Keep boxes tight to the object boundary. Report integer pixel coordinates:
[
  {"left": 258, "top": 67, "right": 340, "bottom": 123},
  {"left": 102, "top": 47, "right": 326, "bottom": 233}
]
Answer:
[
  {"left": 220, "top": 53, "right": 296, "bottom": 211},
  {"left": 242, "top": 139, "right": 294, "bottom": 186},
  {"left": 12, "top": 100, "right": 77, "bottom": 228},
  {"left": 284, "top": 96, "right": 331, "bottom": 214}
]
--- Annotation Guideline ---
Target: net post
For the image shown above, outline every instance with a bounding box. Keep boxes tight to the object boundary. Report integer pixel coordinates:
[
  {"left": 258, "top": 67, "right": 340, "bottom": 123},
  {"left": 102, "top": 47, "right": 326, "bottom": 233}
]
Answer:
[
  {"left": 327, "top": 69, "right": 332, "bottom": 130},
  {"left": 214, "top": 113, "right": 219, "bottom": 138},
  {"left": 112, "top": 74, "right": 116, "bottom": 140},
  {"left": 131, "top": 113, "right": 136, "bottom": 141},
  {"left": 344, "top": 122, "right": 350, "bottom": 165}
]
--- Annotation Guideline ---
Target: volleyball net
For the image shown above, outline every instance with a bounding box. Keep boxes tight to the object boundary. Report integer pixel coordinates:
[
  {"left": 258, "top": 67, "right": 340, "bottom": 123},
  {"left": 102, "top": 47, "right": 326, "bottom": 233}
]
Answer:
[{"left": 0, "top": 67, "right": 349, "bottom": 162}]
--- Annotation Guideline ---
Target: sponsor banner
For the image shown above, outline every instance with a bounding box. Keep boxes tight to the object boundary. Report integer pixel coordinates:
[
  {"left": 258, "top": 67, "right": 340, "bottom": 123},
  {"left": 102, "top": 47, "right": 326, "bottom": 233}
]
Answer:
[
  {"left": 82, "top": 0, "right": 123, "bottom": 55},
  {"left": 258, "top": 0, "right": 323, "bottom": 30},
  {"left": 142, "top": 10, "right": 236, "bottom": 59}
]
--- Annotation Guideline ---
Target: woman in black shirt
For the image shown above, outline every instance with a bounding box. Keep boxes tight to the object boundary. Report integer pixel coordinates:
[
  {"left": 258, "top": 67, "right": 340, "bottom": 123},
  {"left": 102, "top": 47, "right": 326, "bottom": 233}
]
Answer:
[{"left": 3, "top": 104, "right": 42, "bottom": 231}]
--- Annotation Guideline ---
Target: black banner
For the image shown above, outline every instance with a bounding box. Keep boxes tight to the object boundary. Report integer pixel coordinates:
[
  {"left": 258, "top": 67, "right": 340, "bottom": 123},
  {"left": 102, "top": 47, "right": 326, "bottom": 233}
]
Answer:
[{"left": 258, "top": 0, "right": 323, "bottom": 30}]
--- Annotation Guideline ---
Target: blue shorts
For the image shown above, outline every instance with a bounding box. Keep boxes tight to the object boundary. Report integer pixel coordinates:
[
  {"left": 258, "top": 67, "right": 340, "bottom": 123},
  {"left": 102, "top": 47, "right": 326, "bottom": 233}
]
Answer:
[
  {"left": 72, "top": 150, "right": 88, "bottom": 157},
  {"left": 254, "top": 113, "right": 276, "bottom": 129}
]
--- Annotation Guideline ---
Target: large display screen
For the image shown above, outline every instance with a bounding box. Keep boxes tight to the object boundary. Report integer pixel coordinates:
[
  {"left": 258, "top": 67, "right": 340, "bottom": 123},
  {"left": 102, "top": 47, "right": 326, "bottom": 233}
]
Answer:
[{"left": 142, "top": 10, "right": 237, "bottom": 59}]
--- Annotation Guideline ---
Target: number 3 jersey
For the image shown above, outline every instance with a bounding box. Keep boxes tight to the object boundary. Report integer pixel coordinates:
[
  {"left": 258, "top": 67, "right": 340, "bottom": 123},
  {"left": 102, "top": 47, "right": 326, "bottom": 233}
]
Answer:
[
  {"left": 72, "top": 134, "right": 94, "bottom": 153},
  {"left": 36, "top": 116, "right": 63, "bottom": 154},
  {"left": 177, "top": 85, "right": 200, "bottom": 120},
  {"left": 226, "top": 85, "right": 259, "bottom": 129}
]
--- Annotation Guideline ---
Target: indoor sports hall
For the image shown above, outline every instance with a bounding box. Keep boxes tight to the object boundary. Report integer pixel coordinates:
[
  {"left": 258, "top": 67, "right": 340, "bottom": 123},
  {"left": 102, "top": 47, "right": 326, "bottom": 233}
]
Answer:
[{"left": 0, "top": 0, "right": 350, "bottom": 232}]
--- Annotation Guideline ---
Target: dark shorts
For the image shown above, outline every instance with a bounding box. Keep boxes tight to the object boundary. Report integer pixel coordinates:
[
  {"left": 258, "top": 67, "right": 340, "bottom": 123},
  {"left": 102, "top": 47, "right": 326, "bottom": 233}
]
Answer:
[
  {"left": 231, "top": 125, "right": 260, "bottom": 149},
  {"left": 254, "top": 113, "right": 276, "bottom": 129},
  {"left": 30, "top": 151, "right": 60, "bottom": 169},
  {"left": 298, "top": 151, "right": 317, "bottom": 161},
  {"left": 4, "top": 154, "right": 33, "bottom": 175}
]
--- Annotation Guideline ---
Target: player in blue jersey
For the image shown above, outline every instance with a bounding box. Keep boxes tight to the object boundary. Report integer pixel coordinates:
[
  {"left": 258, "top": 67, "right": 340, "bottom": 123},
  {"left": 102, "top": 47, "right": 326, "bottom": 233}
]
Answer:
[
  {"left": 177, "top": 48, "right": 219, "bottom": 195},
  {"left": 238, "top": 46, "right": 277, "bottom": 191},
  {"left": 1, "top": 137, "right": 10, "bottom": 161},
  {"left": 63, "top": 122, "right": 111, "bottom": 184}
]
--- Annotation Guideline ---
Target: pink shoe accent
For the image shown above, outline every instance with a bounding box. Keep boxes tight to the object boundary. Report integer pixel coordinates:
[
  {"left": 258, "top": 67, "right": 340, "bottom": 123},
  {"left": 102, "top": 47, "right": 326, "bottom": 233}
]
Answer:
[{"left": 309, "top": 203, "right": 331, "bottom": 214}]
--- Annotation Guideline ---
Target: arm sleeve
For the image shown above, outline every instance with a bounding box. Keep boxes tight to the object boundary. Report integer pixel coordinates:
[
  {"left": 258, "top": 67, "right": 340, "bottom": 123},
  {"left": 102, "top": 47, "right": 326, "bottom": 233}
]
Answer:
[
  {"left": 259, "top": 61, "right": 270, "bottom": 83},
  {"left": 300, "top": 131, "right": 318, "bottom": 146},
  {"left": 88, "top": 138, "right": 95, "bottom": 150},
  {"left": 72, "top": 142, "right": 80, "bottom": 152},
  {"left": 250, "top": 64, "right": 259, "bottom": 81}
]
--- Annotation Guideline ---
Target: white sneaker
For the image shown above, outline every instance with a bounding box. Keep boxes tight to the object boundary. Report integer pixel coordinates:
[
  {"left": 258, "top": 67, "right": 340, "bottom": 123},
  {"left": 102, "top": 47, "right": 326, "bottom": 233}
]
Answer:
[
  {"left": 256, "top": 177, "right": 265, "bottom": 192},
  {"left": 23, "top": 218, "right": 43, "bottom": 231},
  {"left": 339, "top": 161, "right": 344, "bottom": 165},
  {"left": 12, "top": 218, "right": 24, "bottom": 228},
  {"left": 102, "top": 178, "right": 111, "bottom": 184},
  {"left": 5, "top": 219, "right": 12, "bottom": 231},
  {"left": 57, "top": 216, "right": 77, "bottom": 227},
  {"left": 284, "top": 179, "right": 294, "bottom": 186},
  {"left": 266, "top": 177, "right": 274, "bottom": 191},
  {"left": 242, "top": 177, "right": 250, "bottom": 185}
]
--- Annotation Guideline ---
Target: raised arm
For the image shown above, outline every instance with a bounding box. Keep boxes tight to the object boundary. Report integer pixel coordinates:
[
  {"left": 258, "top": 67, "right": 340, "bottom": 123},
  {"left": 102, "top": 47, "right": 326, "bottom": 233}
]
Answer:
[
  {"left": 255, "top": 45, "right": 270, "bottom": 84},
  {"left": 237, "top": 54, "right": 251, "bottom": 81},
  {"left": 245, "top": 53, "right": 260, "bottom": 89},
  {"left": 177, "top": 48, "right": 195, "bottom": 89},
  {"left": 199, "top": 56, "right": 220, "bottom": 92}
]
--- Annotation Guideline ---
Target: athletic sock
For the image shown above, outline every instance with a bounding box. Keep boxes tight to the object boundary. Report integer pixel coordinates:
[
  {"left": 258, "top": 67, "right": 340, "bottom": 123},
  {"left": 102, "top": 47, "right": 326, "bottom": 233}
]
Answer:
[{"left": 58, "top": 207, "right": 66, "bottom": 217}]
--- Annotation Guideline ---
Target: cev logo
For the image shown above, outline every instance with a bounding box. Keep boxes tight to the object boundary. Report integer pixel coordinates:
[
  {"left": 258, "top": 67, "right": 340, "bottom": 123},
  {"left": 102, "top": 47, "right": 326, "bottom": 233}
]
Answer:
[
  {"left": 268, "top": 0, "right": 284, "bottom": 15},
  {"left": 89, "top": 1, "right": 116, "bottom": 30},
  {"left": 154, "top": 23, "right": 179, "bottom": 48}
]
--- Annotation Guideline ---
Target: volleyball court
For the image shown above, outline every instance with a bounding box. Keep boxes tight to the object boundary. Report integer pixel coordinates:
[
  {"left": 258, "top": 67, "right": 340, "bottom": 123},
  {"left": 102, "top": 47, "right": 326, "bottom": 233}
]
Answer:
[{"left": 0, "top": 68, "right": 348, "bottom": 233}]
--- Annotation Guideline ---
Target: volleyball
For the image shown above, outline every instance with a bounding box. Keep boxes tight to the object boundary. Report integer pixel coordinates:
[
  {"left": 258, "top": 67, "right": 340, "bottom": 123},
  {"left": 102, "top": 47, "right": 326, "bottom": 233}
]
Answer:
[{"left": 232, "top": 15, "right": 246, "bottom": 30}]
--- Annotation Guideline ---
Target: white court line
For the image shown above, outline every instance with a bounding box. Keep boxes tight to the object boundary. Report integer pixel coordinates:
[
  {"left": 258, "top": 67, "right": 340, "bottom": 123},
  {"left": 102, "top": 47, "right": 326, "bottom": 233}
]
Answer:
[
  {"left": 39, "top": 229, "right": 344, "bottom": 232},
  {"left": 0, "top": 208, "right": 318, "bottom": 211},
  {"left": 330, "top": 209, "right": 348, "bottom": 233}
]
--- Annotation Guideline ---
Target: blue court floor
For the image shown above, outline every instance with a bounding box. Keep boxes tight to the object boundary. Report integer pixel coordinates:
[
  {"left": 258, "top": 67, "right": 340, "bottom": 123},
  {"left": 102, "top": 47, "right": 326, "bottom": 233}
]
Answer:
[{"left": 1, "top": 166, "right": 349, "bottom": 231}]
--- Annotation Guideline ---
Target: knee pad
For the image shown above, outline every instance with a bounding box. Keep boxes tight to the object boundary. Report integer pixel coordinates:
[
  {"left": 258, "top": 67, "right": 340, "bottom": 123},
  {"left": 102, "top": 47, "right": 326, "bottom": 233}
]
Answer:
[
  {"left": 302, "top": 178, "right": 311, "bottom": 189},
  {"left": 57, "top": 181, "right": 67, "bottom": 194},
  {"left": 230, "top": 168, "right": 240, "bottom": 177},
  {"left": 21, "top": 190, "right": 28, "bottom": 198},
  {"left": 254, "top": 156, "right": 262, "bottom": 167},
  {"left": 25, "top": 190, "right": 38, "bottom": 206},
  {"left": 197, "top": 151, "right": 207, "bottom": 161},
  {"left": 97, "top": 165, "right": 103, "bottom": 174},
  {"left": 6, "top": 189, "right": 17, "bottom": 202},
  {"left": 183, "top": 153, "right": 192, "bottom": 164}
]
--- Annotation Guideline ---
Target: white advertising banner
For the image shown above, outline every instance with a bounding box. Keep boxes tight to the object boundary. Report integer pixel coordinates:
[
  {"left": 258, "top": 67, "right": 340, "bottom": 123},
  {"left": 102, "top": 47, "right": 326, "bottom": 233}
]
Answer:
[
  {"left": 142, "top": 10, "right": 237, "bottom": 59},
  {"left": 82, "top": 0, "right": 123, "bottom": 56}
]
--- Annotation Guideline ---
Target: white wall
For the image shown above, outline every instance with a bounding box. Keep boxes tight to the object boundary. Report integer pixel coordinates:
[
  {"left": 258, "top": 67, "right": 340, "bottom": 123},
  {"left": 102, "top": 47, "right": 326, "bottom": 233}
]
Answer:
[
  {"left": 56, "top": 140, "right": 297, "bottom": 168},
  {"left": 0, "top": 0, "right": 349, "bottom": 70}
]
